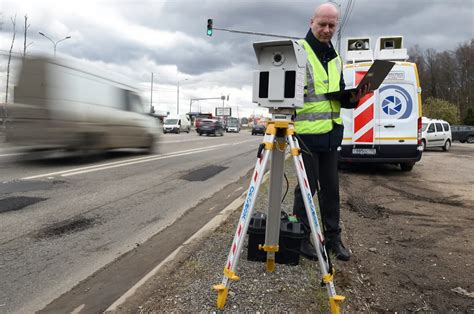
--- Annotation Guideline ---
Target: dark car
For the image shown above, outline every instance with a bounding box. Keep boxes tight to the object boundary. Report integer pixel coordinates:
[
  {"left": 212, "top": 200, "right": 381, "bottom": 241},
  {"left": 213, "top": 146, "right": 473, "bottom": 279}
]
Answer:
[
  {"left": 451, "top": 125, "right": 474, "bottom": 143},
  {"left": 251, "top": 123, "right": 266, "bottom": 135},
  {"left": 198, "top": 119, "right": 225, "bottom": 136}
]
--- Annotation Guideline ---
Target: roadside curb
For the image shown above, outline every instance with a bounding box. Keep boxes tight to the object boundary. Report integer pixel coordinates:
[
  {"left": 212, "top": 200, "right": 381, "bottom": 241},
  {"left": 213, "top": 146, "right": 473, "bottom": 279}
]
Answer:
[{"left": 105, "top": 189, "right": 248, "bottom": 312}]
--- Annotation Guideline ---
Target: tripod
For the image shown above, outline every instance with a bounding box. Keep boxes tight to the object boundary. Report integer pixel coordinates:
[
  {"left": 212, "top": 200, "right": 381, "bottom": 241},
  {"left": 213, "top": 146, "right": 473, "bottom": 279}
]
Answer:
[{"left": 213, "top": 109, "right": 345, "bottom": 313}]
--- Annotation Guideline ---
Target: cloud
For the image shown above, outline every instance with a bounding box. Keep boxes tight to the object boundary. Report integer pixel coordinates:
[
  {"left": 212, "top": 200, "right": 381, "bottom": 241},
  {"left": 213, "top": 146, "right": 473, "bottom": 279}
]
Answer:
[{"left": 1, "top": 0, "right": 472, "bottom": 117}]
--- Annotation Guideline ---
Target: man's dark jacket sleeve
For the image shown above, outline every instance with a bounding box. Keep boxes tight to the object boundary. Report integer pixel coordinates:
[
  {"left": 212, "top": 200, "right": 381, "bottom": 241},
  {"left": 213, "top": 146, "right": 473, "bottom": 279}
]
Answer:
[{"left": 339, "top": 72, "right": 358, "bottom": 109}]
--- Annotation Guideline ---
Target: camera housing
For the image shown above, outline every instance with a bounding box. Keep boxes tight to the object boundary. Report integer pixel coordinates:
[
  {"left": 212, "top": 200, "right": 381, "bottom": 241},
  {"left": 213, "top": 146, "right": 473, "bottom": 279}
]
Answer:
[{"left": 252, "top": 40, "right": 307, "bottom": 109}]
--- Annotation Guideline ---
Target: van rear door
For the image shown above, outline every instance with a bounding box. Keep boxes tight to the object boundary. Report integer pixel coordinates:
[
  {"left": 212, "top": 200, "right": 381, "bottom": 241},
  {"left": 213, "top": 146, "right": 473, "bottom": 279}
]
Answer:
[
  {"left": 376, "top": 63, "right": 419, "bottom": 150},
  {"left": 341, "top": 63, "right": 379, "bottom": 155}
]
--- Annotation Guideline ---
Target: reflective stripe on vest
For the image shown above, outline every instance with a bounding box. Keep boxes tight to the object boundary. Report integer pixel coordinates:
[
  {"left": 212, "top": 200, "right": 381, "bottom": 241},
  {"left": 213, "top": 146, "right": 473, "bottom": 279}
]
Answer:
[
  {"left": 294, "top": 112, "right": 340, "bottom": 121},
  {"left": 296, "top": 39, "right": 343, "bottom": 135}
]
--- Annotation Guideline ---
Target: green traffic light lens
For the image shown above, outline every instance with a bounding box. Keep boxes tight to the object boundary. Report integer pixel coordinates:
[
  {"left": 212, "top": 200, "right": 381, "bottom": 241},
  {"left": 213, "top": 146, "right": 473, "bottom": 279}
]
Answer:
[{"left": 207, "top": 30, "right": 213, "bottom": 36}]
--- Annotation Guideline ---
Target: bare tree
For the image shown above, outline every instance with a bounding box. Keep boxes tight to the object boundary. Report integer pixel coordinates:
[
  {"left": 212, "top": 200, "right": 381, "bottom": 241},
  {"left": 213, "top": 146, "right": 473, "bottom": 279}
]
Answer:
[
  {"left": 3, "top": 15, "right": 16, "bottom": 130},
  {"left": 408, "top": 40, "right": 473, "bottom": 123},
  {"left": 23, "top": 14, "right": 32, "bottom": 59}
]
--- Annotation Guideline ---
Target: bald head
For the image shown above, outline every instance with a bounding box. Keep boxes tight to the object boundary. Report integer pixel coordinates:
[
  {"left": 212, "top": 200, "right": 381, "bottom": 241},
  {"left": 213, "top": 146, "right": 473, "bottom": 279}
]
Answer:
[
  {"left": 313, "top": 2, "right": 340, "bottom": 20},
  {"left": 310, "top": 3, "right": 340, "bottom": 44}
]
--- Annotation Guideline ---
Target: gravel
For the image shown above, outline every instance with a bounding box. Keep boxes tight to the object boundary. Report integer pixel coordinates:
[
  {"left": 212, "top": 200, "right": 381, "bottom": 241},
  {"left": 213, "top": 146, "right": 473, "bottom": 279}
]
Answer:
[{"left": 117, "top": 159, "right": 342, "bottom": 313}]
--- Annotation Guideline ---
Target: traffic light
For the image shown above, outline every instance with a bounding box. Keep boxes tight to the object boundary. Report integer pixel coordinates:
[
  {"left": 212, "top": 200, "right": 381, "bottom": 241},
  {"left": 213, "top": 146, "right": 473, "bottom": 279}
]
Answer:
[{"left": 207, "top": 19, "right": 213, "bottom": 36}]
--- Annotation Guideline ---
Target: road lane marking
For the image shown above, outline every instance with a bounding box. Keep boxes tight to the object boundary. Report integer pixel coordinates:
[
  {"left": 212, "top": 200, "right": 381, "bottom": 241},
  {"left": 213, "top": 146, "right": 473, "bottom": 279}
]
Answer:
[
  {"left": 22, "top": 143, "right": 231, "bottom": 180},
  {"left": 160, "top": 136, "right": 224, "bottom": 144},
  {"left": 71, "top": 304, "right": 85, "bottom": 314},
  {"left": 61, "top": 147, "right": 218, "bottom": 177},
  {"left": 0, "top": 152, "right": 25, "bottom": 158}
]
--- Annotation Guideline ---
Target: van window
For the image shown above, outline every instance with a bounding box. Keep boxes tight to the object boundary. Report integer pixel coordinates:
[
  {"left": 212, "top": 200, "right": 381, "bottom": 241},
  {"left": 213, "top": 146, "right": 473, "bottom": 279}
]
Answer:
[
  {"left": 442, "top": 123, "right": 450, "bottom": 131},
  {"left": 428, "top": 124, "right": 435, "bottom": 133},
  {"left": 422, "top": 123, "right": 428, "bottom": 131},
  {"left": 125, "top": 91, "right": 144, "bottom": 113},
  {"left": 165, "top": 119, "right": 178, "bottom": 125},
  {"left": 435, "top": 123, "right": 443, "bottom": 132}
]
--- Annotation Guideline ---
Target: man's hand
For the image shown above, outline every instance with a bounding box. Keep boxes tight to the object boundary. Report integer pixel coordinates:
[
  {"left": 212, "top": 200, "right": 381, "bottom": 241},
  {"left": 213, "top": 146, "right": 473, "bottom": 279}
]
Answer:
[{"left": 350, "top": 83, "right": 371, "bottom": 103}]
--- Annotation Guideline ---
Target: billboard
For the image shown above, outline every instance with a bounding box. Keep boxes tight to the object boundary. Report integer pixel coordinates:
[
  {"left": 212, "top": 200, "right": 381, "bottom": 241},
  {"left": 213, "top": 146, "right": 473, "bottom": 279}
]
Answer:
[{"left": 215, "top": 107, "right": 232, "bottom": 116}]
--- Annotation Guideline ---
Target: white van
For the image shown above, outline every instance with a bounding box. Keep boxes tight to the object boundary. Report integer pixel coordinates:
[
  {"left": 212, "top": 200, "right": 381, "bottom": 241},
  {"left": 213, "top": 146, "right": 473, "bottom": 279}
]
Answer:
[
  {"left": 339, "top": 36, "right": 423, "bottom": 171},
  {"left": 6, "top": 56, "right": 160, "bottom": 154},
  {"left": 226, "top": 117, "right": 240, "bottom": 133},
  {"left": 421, "top": 117, "right": 452, "bottom": 151},
  {"left": 163, "top": 114, "right": 191, "bottom": 134}
]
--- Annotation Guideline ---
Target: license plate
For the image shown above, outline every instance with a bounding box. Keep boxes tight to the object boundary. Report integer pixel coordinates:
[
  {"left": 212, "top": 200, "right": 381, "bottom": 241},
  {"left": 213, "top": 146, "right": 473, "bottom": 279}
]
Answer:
[{"left": 352, "top": 148, "right": 376, "bottom": 155}]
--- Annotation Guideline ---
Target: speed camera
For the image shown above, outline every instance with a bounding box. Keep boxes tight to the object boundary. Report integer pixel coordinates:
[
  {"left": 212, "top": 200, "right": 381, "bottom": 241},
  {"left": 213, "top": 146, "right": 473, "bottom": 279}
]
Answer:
[{"left": 252, "top": 40, "right": 307, "bottom": 109}]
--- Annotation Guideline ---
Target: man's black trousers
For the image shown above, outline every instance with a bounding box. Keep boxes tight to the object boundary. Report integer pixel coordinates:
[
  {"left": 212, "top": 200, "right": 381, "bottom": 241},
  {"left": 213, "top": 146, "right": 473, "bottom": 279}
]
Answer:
[{"left": 292, "top": 149, "right": 341, "bottom": 241}]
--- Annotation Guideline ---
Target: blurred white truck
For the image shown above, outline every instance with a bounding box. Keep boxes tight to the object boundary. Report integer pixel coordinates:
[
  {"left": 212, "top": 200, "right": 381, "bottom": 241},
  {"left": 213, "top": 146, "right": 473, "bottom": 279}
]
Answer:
[{"left": 5, "top": 56, "right": 160, "bottom": 154}]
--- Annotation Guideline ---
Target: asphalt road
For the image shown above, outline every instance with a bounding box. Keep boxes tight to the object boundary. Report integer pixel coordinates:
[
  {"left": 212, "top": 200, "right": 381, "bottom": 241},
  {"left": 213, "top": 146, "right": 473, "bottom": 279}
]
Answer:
[{"left": 0, "top": 131, "right": 262, "bottom": 313}]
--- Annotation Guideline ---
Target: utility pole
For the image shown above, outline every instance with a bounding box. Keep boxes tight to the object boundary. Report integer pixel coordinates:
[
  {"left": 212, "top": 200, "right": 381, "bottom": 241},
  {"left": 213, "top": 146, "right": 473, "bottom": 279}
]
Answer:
[
  {"left": 177, "top": 78, "right": 188, "bottom": 115},
  {"left": 150, "top": 72, "right": 154, "bottom": 113}
]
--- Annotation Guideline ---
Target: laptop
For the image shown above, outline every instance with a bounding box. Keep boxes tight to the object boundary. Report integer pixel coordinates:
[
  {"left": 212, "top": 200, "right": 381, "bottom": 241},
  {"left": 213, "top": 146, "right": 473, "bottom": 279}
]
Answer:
[{"left": 326, "top": 59, "right": 395, "bottom": 99}]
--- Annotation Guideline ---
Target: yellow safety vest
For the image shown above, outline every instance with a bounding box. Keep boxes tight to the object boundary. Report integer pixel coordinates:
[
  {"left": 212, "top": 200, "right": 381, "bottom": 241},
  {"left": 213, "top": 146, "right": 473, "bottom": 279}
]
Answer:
[{"left": 295, "top": 39, "right": 343, "bottom": 134}]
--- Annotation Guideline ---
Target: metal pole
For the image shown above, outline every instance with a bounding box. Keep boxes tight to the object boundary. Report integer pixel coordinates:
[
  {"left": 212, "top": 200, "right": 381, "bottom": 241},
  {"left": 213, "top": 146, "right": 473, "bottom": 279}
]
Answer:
[
  {"left": 177, "top": 83, "right": 180, "bottom": 114},
  {"left": 212, "top": 26, "right": 299, "bottom": 40},
  {"left": 39, "top": 32, "right": 70, "bottom": 57},
  {"left": 150, "top": 72, "right": 154, "bottom": 113}
]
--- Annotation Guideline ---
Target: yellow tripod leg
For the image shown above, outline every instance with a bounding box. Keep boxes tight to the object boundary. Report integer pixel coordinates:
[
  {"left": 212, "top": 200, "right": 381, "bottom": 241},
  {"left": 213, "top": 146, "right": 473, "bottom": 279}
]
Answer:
[
  {"left": 329, "top": 295, "right": 345, "bottom": 314},
  {"left": 213, "top": 284, "right": 229, "bottom": 309}
]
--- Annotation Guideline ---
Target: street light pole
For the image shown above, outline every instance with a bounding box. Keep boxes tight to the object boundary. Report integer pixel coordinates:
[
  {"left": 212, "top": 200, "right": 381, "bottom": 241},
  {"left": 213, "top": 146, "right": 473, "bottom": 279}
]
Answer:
[
  {"left": 176, "top": 78, "right": 188, "bottom": 115},
  {"left": 39, "top": 32, "right": 71, "bottom": 57}
]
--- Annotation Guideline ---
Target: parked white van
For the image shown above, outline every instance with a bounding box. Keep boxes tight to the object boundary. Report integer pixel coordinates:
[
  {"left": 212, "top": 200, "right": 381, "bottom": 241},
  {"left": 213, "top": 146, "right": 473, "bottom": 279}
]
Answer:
[
  {"left": 6, "top": 56, "right": 160, "bottom": 154},
  {"left": 421, "top": 117, "right": 452, "bottom": 151},
  {"left": 163, "top": 114, "right": 191, "bottom": 134},
  {"left": 339, "top": 36, "right": 423, "bottom": 171}
]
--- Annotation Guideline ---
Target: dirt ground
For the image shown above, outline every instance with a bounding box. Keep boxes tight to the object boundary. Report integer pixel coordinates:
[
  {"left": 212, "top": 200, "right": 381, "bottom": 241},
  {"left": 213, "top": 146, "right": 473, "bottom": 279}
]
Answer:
[
  {"left": 337, "top": 143, "right": 474, "bottom": 311},
  {"left": 117, "top": 143, "right": 474, "bottom": 312}
]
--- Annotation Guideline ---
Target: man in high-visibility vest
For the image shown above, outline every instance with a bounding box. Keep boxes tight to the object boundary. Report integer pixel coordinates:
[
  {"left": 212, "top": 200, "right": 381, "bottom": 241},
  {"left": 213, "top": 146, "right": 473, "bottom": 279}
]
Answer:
[{"left": 293, "top": 2, "right": 369, "bottom": 261}]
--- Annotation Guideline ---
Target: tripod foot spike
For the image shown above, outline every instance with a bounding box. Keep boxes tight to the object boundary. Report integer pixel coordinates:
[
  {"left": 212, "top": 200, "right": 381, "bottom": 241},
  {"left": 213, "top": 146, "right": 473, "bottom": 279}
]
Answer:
[
  {"left": 213, "top": 284, "right": 229, "bottom": 309},
  {"left": 329, "top": 295, "right": 345, "bottom": 314},
  {"left": 266, "top": 258, "right": 275, "bottom": 272}
]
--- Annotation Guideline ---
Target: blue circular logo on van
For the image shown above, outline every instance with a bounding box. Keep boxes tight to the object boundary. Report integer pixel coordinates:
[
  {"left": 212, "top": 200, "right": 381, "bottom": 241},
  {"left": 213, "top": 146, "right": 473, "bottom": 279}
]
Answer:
[{"left": 379, "top": 85, "right": 413, "bottom": 119}]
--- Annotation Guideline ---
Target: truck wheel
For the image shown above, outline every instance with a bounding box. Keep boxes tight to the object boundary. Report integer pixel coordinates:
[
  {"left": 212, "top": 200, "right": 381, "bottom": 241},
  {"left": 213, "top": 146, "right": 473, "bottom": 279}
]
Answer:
[
  {"left": 442, "top": 139, "right": 451, "bottom": 151},
  {"left": 144, "top": 135, "right": 155, "bottom": 154},
  {"left": 400, "top": 162, "right": 414, "bottom": 172}
]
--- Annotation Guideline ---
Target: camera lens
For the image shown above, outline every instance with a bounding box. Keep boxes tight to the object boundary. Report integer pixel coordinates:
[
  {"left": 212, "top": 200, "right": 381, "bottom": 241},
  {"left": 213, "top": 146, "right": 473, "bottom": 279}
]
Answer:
[{"left": 273, "top": 54, "right": 282, "bottom": 63}]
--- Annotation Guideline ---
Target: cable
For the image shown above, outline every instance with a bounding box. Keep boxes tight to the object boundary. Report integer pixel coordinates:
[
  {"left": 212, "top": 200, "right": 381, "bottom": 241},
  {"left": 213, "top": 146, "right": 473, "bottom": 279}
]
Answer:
[{"left": 281, "top": 172, "right": 289, "bottom": 204}]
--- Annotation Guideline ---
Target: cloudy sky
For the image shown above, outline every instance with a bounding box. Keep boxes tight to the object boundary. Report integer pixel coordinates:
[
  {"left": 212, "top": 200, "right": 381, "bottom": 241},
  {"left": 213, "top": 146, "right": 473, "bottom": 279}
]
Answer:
[{"left": 1, "top": 0, "right": 473, "bottom": 117}]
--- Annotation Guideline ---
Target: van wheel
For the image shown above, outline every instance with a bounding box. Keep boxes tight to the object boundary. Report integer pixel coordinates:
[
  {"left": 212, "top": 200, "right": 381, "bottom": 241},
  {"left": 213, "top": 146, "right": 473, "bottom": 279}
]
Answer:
[
  {"left": 144, "top": 135, "right": 156, "bottom": 154},
  {"left": 442, "top": 139, "right": 451, "bottom": 151},
  {"left": 400, "top": 162, "right": 415, "bottom": 172},
  {"left": 422, "top": 139, "right": 426, "bottom": 151},
  {"left": 78, "top": 133, "right": 105, "bottom": 160},
  {"left": 467, "top": 135, "right": 474, "bottom": 143}
]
